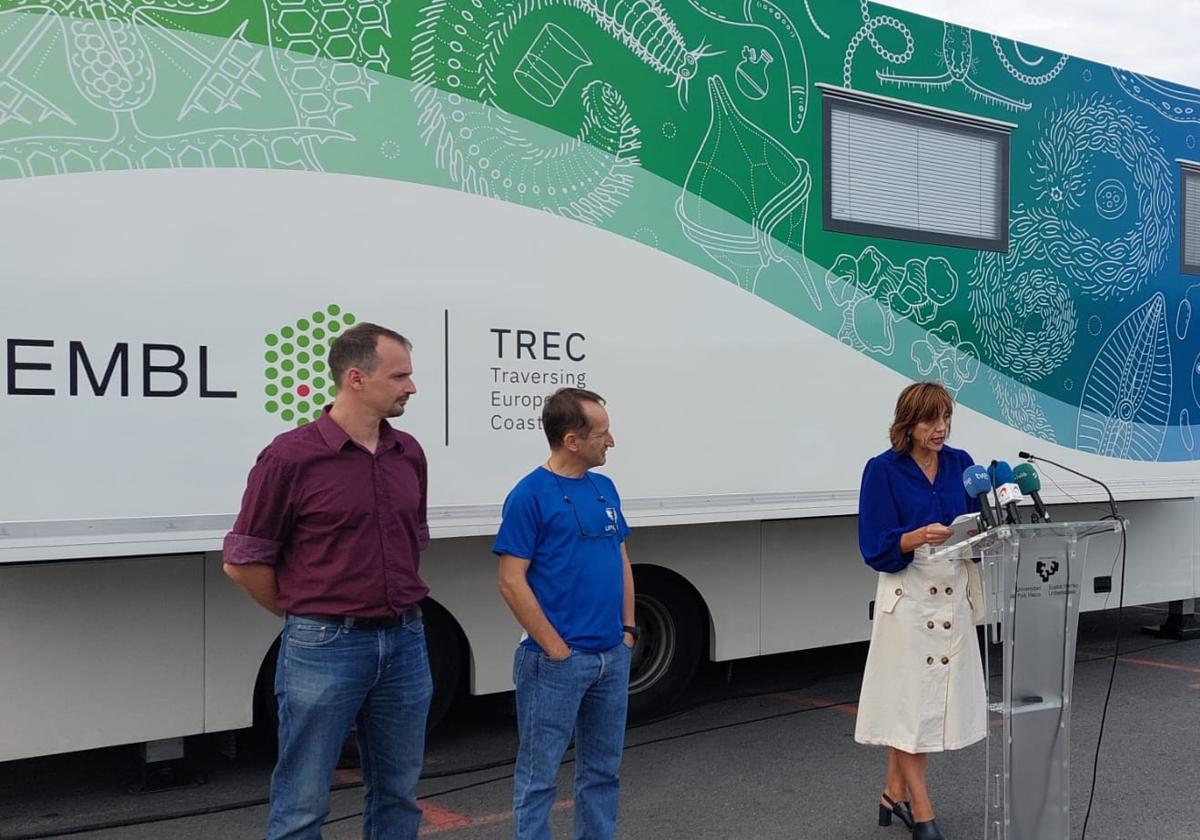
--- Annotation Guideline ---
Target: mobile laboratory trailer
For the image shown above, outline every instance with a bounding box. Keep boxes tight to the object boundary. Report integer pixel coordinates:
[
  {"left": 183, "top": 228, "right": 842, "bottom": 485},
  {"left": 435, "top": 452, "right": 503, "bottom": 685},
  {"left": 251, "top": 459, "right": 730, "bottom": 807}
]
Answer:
[{"left": 2, "top": 0, "right": 1199, "bottom": 762}]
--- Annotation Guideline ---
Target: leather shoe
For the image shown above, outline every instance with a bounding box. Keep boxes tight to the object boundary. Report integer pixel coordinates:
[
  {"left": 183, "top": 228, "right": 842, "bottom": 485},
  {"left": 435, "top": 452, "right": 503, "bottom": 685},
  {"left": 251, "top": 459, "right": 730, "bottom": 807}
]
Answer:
[
  {"left": 913, "top": 819, "right": 944, "bottom": 840},
  {"left": 878, "top": 793, "right": 914, "bottom": 830}
]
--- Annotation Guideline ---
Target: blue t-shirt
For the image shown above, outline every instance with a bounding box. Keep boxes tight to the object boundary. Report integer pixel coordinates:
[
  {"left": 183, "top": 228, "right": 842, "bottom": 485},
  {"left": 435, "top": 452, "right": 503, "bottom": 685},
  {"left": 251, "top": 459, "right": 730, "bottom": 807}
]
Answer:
[
  {"left": 857, "top": 444, "right": 980, "bottom": 573},
  {"left": 493, "top": 467, "right": 631, "bottom": 652}
]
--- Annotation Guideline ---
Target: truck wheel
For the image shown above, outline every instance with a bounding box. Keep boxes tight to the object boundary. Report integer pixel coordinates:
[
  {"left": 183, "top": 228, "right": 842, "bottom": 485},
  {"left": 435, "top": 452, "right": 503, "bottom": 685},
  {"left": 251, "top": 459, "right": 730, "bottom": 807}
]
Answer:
[
  {"left": 421, "top": 598, "right": 464, "bottom": 732},
  {"left": 251, "top": 600, "right": 464, "bottom": 760},
  {"left": 628, "top": 568, "right": 705, "bottom": 720},
  {"left": 251, "top": 637, "right": 281, "bottom": 753},
  {"left": 332, "top": 599, "right": 462, "bottom": 769}
]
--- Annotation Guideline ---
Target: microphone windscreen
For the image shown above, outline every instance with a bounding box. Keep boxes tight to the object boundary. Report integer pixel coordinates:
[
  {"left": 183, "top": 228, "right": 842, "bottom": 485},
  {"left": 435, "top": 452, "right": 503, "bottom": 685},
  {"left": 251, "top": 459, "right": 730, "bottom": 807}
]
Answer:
[
  {"left": 989, "top": 460, "right": 1015, "bottom": 486},
  {"left": 962, "top": 465, "right": 992, "bottom": 497},
  {"left": 1013, "top": 462, "right": 1042, "bottom": 494}
]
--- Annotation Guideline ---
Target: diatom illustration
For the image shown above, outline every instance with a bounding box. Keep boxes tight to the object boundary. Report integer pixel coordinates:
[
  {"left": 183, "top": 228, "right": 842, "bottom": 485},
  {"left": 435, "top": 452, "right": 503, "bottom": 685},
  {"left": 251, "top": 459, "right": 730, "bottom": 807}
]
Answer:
[
  {"left": 969, "top": 220, "right": 1079, "bottom": 383},
  {"left": 1026, "top": 95, "right": 1173, "bottom": 302},
  {"left": 1177, "top": 284, "right": 1200, "bottom": 340},
  {"left": 1077, "top": 293, "right": 1172, "bottom": 460}
]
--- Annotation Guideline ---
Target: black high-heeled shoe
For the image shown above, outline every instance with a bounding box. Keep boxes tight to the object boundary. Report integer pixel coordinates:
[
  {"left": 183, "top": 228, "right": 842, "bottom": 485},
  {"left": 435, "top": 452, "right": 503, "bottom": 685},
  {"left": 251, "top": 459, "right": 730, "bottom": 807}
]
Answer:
[
  {"left": 878, "top": 793, "right": 914, "bottom": 829},
  {"left": 912, "top": 819, "right": 944, "bottom": 840}
]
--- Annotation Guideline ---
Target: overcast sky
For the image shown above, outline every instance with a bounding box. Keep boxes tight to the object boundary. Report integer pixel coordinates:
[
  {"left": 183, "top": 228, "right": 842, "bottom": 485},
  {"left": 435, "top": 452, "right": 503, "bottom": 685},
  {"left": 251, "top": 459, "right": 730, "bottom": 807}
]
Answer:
[{"left": 888, "top": 0, "right": 1200, "bottom": 89}]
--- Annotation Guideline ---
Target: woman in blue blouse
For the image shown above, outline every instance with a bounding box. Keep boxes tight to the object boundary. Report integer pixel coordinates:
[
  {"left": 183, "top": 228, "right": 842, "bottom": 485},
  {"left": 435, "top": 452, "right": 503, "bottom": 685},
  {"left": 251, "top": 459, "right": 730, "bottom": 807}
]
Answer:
[{"left": 854, "top": 382, "right": 987, "bottom": 840}]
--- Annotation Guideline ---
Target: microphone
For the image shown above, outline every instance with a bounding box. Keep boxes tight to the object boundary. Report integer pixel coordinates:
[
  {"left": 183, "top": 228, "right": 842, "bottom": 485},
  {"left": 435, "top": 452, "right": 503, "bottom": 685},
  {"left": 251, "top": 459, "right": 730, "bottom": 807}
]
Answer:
[
  {"left": 988, "top": 460, "right": 1024, "bottom": 525},
  {"left": 1018, "top": 451, "right": 1119, "bottom": 519},
  {"left": 1012, "top": 462, "right": 1051, "bottom": 523},
  {"left": 986, "top": 459, "right": 1002, "bottom": 525},
  {"left": 962, "top": 466, "right": 999, "bottom": 530}
]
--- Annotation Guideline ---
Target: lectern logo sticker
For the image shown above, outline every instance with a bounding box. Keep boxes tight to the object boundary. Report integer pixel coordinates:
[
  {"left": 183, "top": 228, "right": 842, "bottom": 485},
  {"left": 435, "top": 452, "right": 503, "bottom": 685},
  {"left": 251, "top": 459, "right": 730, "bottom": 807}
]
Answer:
[
  {"left": 264, "top": 305, "right": 357, "bottom": 427},
  {"left": 1036, "top": 560, "right": 1060, "bottom": 583}
]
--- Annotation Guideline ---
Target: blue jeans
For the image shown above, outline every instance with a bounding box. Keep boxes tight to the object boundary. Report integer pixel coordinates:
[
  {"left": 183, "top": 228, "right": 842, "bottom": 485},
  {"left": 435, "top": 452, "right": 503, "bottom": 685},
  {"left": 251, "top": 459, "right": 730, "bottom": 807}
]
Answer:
[
  {"left": 512, "top": 642, "right": 632, "bottom": 840},
  {"left": 267, "top": 614, "right": 433, "bottom": 840}
]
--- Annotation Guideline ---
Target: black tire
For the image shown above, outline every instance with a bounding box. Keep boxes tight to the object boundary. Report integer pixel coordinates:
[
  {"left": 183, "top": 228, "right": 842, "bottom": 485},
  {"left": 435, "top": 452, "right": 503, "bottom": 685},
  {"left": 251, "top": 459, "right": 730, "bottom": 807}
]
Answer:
[
  {"left": 249, "top": 601, "right": 464, "bottom": 762},
  {"left": 627, "top": 567, "right": 705, "bottom": 720},
  {"left": 421, "top": 598, "right": 464, "bottom": 732},
  {"left": 251, "top": 636, "right": 281, "bottom": 755}
]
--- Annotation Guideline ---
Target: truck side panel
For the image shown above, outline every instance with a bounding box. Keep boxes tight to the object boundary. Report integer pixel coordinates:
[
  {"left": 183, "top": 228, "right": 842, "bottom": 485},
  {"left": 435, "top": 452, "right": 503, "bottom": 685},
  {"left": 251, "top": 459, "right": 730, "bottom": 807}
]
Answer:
[
  {"left": 203, "top": 552, "right": 282, "bottom": 734},
  {"left": 762, "top": 517, "right": 879, "bottom": 654},
  {"left": 0, "top": 557, "right": 206, "bottom": 761}
]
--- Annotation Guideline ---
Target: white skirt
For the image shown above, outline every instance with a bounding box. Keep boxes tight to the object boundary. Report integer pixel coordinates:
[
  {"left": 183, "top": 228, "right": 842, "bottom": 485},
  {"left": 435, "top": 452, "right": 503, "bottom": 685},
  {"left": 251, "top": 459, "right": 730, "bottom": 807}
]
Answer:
[{"left": 854, "top": 546, "right": 988, "bottom": 753}]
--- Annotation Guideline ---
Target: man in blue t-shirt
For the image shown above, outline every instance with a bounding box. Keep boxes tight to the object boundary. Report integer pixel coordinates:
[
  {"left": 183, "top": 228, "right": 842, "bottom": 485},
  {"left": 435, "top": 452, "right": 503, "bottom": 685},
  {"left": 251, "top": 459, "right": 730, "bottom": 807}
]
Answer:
[{"left": 494, "top": 387, "right": 636, "bottom": 840}]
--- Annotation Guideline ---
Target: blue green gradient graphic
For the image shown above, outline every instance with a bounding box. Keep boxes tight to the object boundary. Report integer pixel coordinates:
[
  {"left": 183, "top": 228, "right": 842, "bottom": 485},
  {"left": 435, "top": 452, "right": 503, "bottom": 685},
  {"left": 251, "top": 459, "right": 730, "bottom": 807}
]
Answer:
[{"left": 1, "top": 1, "right": 1198, "bottom": 459}]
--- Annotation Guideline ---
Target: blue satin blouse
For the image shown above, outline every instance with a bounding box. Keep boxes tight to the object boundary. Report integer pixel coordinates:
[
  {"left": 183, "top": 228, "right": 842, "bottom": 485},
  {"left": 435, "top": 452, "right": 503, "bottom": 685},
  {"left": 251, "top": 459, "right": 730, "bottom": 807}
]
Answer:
[{"left": 857, "top": 444, "right": 981, "bottom": 573}]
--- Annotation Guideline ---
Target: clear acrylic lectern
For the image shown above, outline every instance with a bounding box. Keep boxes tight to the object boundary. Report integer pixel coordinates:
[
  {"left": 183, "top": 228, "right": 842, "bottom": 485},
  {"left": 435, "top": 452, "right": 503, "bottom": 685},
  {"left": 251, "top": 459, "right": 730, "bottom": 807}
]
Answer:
[{"left": 930, "top": 520, "right": 1123, "bottom": 840}]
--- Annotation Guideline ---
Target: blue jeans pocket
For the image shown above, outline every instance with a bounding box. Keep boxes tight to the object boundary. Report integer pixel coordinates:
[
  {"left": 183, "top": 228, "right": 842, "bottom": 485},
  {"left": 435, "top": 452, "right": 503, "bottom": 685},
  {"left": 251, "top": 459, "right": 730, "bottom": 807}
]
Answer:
[
  {"left": 537, "top": 649, "right": 576, "bottom": 683},
  {"left": 285, "top": 621, "right": 343, "bottom": 648}
]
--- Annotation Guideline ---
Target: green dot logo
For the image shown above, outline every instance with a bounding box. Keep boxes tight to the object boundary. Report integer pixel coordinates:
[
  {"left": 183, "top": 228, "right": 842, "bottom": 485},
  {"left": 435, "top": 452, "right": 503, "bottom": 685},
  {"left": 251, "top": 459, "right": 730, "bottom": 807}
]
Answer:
[{"left": 264, "top": 304, "right": 355, "bottom": 427}]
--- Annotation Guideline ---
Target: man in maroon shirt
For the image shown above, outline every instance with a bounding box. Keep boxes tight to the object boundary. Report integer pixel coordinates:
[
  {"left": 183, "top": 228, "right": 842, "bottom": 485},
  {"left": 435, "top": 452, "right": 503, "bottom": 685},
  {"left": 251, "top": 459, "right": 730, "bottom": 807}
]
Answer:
[{"left": 224, "top": 322, "right": 432, "bottom": 840}]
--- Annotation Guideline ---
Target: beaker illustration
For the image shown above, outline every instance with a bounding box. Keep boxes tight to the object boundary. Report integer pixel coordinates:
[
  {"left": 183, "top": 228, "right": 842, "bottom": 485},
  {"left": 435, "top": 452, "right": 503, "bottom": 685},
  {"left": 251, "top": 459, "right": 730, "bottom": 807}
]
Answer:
[{"left": 514, "top": 23, "right": 593, "bottom": 108}]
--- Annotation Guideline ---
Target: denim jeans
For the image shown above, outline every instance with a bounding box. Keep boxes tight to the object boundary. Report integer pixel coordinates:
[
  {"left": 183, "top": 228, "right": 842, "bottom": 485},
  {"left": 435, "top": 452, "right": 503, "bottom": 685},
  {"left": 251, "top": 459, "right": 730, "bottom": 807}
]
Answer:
[
  {"left": 267, "top": 614, "right": 433, "bottom": 840},
  {"left": 512, "top": 642, "right": 632, "bottom": 840}
]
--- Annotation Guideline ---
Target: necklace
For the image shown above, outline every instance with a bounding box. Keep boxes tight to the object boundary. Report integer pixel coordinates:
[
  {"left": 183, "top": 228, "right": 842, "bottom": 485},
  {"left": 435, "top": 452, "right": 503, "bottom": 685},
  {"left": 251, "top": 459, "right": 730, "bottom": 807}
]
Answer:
[{"left": 544, "top": 459, "right": 582, "bottom": 478}]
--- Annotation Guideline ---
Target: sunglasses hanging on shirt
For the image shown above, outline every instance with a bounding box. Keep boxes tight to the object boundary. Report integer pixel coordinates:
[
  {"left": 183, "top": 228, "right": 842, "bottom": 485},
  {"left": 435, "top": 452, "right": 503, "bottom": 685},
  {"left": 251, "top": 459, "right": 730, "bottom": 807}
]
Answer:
[{"left": 550, "top": 472, "right": 617, "bottom": 539}]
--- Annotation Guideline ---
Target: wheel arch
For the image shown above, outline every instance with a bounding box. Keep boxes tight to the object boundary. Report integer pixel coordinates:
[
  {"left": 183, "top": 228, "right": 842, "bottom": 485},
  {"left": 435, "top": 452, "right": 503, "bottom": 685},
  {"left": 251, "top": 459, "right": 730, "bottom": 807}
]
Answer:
[{"left": 632, "top": 562, "right": 715, "bottom": 655}]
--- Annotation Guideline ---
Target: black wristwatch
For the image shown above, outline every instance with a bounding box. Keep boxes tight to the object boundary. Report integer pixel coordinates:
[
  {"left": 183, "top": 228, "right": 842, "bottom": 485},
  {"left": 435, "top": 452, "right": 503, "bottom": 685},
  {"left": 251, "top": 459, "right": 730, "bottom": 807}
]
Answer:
[{"left": 622, "top": 625, "right": 641, "bottom": 642}]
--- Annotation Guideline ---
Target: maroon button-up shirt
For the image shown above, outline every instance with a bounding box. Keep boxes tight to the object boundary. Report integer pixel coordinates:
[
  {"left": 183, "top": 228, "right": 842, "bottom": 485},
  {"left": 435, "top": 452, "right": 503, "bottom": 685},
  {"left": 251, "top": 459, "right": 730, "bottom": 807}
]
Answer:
[{"left": 223, "top": 408, "right": 430, "bottom": 617}]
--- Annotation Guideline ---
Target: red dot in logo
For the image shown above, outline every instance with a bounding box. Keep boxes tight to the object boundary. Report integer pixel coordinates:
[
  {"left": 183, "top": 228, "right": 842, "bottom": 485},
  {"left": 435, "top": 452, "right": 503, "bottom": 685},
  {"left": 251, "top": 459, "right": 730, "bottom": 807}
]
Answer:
[{"left": 297, "top": 384, "right": 311, "bottom": 397}]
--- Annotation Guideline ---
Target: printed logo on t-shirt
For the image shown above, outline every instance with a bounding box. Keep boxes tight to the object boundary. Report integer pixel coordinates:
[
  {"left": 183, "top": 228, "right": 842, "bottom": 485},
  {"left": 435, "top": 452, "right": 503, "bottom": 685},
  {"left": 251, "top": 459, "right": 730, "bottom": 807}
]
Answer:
[{"left": 605, "top": 506, "right": 618, "bottom": 532}]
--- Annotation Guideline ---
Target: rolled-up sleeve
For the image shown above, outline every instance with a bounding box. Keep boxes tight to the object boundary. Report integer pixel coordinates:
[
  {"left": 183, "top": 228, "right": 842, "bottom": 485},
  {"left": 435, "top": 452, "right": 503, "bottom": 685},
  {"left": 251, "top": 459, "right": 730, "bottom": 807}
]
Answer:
[
  {"left": 858, "top": 458, "right": 911, "bottom": 573},
  {"left": 223, "top": 450, "right": 295, "bottom": 566}
]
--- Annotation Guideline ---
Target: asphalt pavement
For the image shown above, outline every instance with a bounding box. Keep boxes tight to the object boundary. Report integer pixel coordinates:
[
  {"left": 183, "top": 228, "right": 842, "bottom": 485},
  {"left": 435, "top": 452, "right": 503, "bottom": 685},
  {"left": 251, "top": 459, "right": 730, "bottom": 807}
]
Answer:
[{"left": 1, "top": 604, "right": 1196, "bottom": 840}]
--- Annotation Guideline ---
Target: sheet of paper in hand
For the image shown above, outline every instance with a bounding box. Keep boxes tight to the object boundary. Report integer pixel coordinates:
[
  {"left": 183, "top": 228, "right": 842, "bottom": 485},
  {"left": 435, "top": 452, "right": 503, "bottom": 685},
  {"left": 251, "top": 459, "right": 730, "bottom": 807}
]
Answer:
[{"left": 946, "top": 512, "right": 984, "bottom": 559}]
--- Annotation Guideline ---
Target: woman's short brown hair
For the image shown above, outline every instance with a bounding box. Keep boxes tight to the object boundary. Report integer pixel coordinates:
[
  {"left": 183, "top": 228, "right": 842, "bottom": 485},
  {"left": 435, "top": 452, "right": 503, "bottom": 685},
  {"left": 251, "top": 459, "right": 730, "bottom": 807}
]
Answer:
[{"left": 889, "top": 381, "right": 953, "bottom": 451}]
